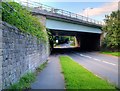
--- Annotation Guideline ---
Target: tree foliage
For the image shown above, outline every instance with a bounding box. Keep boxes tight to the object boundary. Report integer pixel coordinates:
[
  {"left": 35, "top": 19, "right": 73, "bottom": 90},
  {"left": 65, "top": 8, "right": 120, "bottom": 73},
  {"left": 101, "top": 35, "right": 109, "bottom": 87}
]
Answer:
[{"left": 102, "top": 10, "right": 120, "bottom": 51}]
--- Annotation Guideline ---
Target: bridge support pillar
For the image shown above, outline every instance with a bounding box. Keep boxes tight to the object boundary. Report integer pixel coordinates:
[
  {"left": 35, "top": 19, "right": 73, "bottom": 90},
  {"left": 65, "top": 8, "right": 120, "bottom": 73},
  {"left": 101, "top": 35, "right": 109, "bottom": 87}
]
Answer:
[
  {"left": 34, "top": 15, "right": 46, "bottom": 26},
  {"left": 75, "top": 36, "right": 80, "bottom": 47}
]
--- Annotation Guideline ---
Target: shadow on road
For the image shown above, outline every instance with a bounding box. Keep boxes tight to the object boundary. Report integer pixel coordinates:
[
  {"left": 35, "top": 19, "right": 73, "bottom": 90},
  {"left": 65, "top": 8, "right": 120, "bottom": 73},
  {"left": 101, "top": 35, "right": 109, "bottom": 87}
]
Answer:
[{"left": 51, "top": 47, "right": 97, "bottom": 55}]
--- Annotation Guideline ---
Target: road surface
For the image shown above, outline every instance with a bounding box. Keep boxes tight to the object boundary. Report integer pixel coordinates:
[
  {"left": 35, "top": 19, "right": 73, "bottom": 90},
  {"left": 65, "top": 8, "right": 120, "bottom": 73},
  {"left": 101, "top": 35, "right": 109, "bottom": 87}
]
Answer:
[
  {"left": 52, "top": 48, "right": 119, "bottom": 88},
  {"left": 67, "top": 51, "right": 119, "bottom": 87},
  {"left": 54, "top": 41, "right": 74, "bottom": 48}
]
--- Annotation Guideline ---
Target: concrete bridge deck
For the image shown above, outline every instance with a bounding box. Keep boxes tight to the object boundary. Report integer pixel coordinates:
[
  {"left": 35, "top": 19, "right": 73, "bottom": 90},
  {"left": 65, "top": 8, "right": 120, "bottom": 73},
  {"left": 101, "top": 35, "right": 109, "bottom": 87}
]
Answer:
[{"left": 19, "top": 1, "right": 104, "bottom": 28}]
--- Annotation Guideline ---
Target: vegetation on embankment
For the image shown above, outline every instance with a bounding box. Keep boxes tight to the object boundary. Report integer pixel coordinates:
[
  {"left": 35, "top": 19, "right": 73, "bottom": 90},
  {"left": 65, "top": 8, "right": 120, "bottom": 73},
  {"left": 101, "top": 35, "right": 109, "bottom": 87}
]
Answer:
[
  {"left": 100, "top": 51, "right": 120, "bottom": 57},
  {"left": 9, "top": 61, "right": 48, "bottom": 90},
  {"left": 59, "top": 56, "right": 116, "bottom": 89},
  {"left": 2, "top": 2, "right": 47, "bottom": 42}
]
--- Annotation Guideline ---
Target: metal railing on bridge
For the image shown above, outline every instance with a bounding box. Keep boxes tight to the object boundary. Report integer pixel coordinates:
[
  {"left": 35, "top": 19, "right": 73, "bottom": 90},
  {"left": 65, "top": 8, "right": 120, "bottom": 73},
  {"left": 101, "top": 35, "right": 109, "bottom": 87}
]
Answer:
[{"left": 5, "top": 0, "right": 105, "bottom": 26}]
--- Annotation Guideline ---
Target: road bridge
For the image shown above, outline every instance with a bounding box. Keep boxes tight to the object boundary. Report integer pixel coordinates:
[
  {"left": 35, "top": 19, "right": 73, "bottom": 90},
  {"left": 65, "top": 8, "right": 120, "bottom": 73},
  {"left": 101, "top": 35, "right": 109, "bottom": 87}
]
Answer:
[{"left": 22, "top": 1, "right": 103, "bottom": 51}]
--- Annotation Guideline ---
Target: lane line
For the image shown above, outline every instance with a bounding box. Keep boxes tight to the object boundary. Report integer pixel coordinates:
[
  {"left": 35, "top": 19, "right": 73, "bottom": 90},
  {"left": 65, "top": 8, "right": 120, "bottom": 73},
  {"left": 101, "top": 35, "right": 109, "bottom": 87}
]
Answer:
[
  {"left": 80, "top": 54, "right": 92, "bottom": 58},
  {"left": 102, "top": 61, "right": 116, "bottom": 65},
  {"left": 93, "top": 58, "right": 101, "bottom": 61},
  {"left": 78, "top": 53, "right": 116, "bottom": 66}
]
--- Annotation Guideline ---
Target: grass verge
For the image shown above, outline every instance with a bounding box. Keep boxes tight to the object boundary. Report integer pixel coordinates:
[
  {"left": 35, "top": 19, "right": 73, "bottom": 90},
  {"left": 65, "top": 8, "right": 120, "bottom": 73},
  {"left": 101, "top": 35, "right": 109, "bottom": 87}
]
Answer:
[
  {"left": 100, "top": 51, "right": 120, "bottom": 57},
  {"left": 9, "top": 61, "right": 48, "bottom": 90},
  {"left": 59, "top": 56, "right": 116, "bottom": 89}
]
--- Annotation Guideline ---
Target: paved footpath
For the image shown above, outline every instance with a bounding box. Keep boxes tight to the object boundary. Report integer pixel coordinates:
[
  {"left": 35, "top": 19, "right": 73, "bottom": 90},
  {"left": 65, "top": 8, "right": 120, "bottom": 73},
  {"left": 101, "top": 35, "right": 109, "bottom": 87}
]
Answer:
[{"left": 31, "top": 55, "right": 65, "bottom": 89}]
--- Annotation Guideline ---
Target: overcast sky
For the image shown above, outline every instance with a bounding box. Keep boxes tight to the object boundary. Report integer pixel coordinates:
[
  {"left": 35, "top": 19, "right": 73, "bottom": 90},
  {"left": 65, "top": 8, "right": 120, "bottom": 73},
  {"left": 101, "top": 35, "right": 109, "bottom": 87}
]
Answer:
[{"left": 15, "top": 0, "right": 119, "bottom": 22}]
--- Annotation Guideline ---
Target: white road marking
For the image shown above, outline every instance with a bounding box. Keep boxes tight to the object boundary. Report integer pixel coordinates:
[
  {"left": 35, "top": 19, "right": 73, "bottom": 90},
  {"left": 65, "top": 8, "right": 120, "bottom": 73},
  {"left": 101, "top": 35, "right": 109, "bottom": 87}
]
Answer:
[
  {"left": 93, "top": 58, "right": 101, "bottom": 61},
  {"left": 102, "top": 61, "right": 116, "bottom": 65},
  {"left": 80, "top": 54, "right": 84, "bottom": 56},
  {"left": 80, "top": 54, "right": 92, "bottom": 58},
  {"left": 85, "top": 56, "right": 92, "bottom": 59},
  {"left": 79, "top": 53, "right": 116, "bottom": 66}
]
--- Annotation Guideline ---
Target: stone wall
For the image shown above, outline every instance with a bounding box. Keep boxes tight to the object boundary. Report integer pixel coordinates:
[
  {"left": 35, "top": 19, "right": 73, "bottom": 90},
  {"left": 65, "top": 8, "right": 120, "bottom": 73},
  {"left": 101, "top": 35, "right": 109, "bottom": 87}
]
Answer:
[
  {"left": 1, "top": 22, "right": 49, "bottom": 89},
  {"left": 0, "top": 21, "right": 3, "bottom": 91}
]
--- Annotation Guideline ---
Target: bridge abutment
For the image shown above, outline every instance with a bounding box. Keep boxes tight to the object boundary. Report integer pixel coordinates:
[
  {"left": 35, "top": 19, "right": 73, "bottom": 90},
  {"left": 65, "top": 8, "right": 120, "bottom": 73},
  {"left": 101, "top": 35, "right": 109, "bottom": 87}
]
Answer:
[
  {"left": 79, "top": 33, "right": 100, "bottom": 51},
  {"left": 35, "top": 15, "right": 46, "bottom": 26},
  {"left": 75, "top": 36, "right": 80, "bottom": 47}
]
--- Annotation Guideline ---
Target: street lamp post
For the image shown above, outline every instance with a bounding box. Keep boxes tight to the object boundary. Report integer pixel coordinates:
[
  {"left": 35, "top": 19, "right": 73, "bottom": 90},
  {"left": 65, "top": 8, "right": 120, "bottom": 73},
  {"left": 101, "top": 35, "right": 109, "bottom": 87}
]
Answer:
[
  {"left": 83, "top": 8, "right": 93, "bottom": 18},
  {"left": 27, "top": 0, "right": 28, "bottom": 8}
]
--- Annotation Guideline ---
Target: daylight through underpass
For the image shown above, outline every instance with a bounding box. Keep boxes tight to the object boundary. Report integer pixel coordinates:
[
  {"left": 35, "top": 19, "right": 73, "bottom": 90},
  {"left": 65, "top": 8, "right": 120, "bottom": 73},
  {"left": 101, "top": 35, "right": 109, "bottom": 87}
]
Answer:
[
  {"left": 53, "top": 35, "right": 76, "bottom": 48},
  {"left": 48, "top": 29, "right": 101, "bottom": 53}
]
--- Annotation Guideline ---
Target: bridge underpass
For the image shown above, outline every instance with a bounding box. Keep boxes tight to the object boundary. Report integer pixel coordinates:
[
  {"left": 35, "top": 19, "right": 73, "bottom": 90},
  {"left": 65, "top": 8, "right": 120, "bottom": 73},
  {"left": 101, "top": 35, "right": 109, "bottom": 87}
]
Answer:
[
  {"left": 30, "top": 2, "right": 103, "bottom": 52},
  {"left": 49, "top": 29, "right": 101, "bottom": 52},
  {"left": 45, "top": 18, "right": 102, "bottom": 52},
  {"left": 13, "top": 2, "right": 118, "bottom": 88},
  {"left": 18, "top": 2, "right": 118, "bottom": 88}
]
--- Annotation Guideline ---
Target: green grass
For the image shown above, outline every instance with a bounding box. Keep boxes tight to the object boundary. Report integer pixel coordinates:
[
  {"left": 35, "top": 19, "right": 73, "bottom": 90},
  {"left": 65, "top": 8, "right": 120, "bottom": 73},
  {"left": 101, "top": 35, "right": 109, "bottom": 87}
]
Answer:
[
  {"left": 70, "top": 42, "right": 75, "bottom": 46},
  {"left": 100, "top": 51, "right": 120, "bottom": 57},
  {"left": 9, "top": 61, "right": 48, "bottom": 90},
  {"left": 59, "top": 56, "right": 116, "bottom": 89}
]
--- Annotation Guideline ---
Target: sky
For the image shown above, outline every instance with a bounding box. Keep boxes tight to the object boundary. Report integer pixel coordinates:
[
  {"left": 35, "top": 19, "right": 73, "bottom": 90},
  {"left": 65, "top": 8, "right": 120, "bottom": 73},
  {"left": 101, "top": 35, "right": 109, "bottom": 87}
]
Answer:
[{"left": 15, "top": 0, "right": 119, "bottom": 22}]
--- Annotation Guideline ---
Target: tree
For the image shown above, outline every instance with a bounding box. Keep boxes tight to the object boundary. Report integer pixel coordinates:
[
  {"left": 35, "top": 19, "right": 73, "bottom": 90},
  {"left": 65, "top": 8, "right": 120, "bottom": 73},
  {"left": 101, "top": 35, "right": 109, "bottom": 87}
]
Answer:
[{"left": 102, "top": 10, "right": 120, "bottom": 51}]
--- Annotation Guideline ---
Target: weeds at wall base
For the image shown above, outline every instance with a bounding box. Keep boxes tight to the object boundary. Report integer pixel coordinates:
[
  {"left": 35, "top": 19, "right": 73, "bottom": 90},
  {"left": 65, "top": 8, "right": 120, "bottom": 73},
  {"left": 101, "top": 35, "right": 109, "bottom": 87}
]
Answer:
[{"left": 7, "top": 61, "right": 48, "bottom": 90}]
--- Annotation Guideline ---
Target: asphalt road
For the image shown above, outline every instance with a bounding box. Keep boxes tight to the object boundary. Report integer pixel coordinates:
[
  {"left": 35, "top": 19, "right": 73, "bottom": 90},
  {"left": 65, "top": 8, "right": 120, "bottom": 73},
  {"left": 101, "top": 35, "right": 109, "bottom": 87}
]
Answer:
[
  {"left": 54, "top": 41, "right": 74, "bottom": 48},
  {"left": 67, "top": 51, "right": 119, "bottom": 88}
]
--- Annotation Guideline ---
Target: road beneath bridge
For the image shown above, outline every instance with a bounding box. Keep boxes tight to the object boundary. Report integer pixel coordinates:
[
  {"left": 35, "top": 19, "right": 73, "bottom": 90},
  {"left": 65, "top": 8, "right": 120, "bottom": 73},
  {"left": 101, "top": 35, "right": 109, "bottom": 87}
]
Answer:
[{"left": 52, "top": 48, "right": 119, "bottom": 88}]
